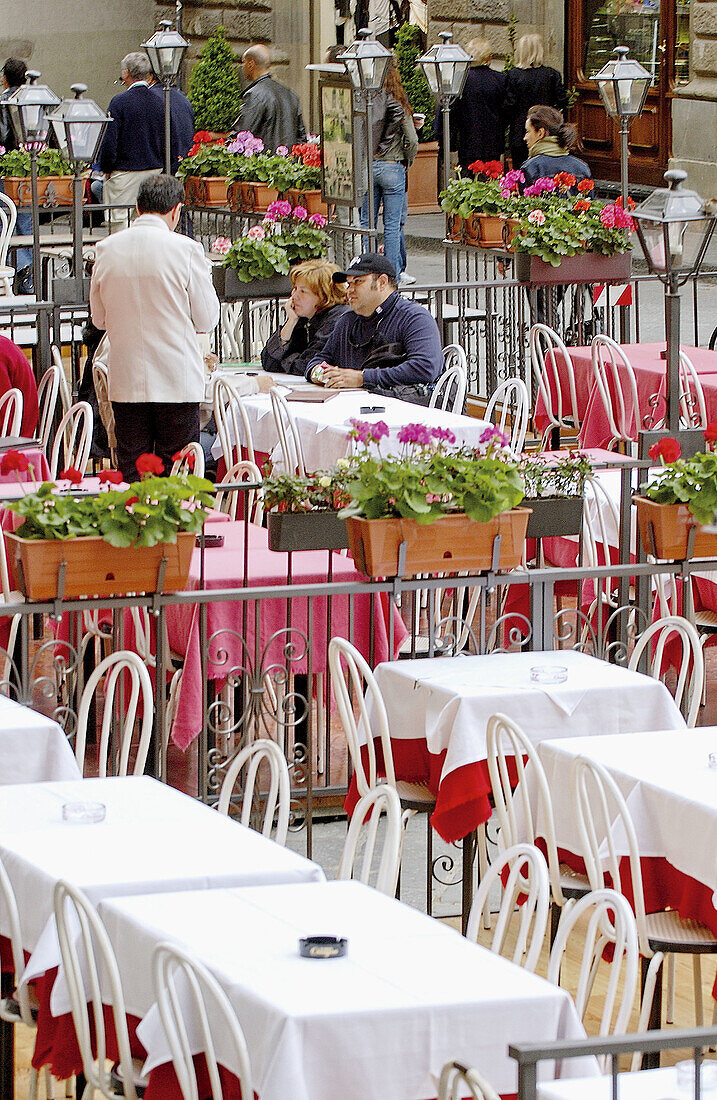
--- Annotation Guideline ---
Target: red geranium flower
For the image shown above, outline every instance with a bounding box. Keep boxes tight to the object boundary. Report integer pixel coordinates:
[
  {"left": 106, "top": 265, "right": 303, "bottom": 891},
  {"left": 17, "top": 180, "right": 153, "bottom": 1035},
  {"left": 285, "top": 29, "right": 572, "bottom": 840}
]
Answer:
[
  {"left": 577, "top": 178, "right": 594, "bottom": 193},
  {"left": 467, "top": 160, "right": 485, "bottom": 175},
  {"left": 172, "top": 450, "right": 195, "bottom": 469},
  {"left": 554, "top": 171, "right": 577, "bottom": 190},
  {"left": 98, "top": 469, "right": 124, "bottom": 485},
  {"left": 574, "top": 199, "right": 591, "bottom": 212},
  {"left": 60, "top": 466, "right": 83, "bottom": 484},
  {"left": 135, "top": 453, "right": 165, "bottom": 477},
  {"left": 705, "top": 423, "right": 717, "bottom": 446},
  {"left": 483, "top": 160, "right": 503, "bottom": 179},
  {"left": 0, "top": 449, "right": 29, "bottom": 475},
  {"left": 648, "top": 437, "right": 682, "bottom": 464},
  {"left": 125, "top": 495, "right": 139, "bottom": 508}
]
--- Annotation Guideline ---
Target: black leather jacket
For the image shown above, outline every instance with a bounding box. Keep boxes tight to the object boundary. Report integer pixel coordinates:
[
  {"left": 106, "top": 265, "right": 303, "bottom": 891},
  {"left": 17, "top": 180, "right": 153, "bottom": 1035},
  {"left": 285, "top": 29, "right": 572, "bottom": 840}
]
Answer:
[
  {"left": 372, "top": 91, "right": 404, "bottom": 158},
  {"left": 230, "top": 75, "right": 306, "bottom": 152}
]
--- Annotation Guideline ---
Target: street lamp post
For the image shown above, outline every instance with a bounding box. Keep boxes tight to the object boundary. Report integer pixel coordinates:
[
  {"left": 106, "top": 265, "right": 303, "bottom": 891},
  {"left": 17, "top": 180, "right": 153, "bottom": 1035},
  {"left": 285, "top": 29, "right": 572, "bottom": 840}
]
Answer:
[
  {"left": 633, "top": 168, "right": 717, "bottom": 454},
  {"left": 338, "top": 29, "right": 392, "bottom": 249},
  {"left": 5, "top": 71, "right": 60, "bottom": 301},
  {"left": 48, "top": 84, "right": 111, "bottom": 303},
  {"left": 143, "top": 19, "right": 189, "bottom": 175},
  {"left": 594, "top": 46, "right": 651, "bottom": 211}
]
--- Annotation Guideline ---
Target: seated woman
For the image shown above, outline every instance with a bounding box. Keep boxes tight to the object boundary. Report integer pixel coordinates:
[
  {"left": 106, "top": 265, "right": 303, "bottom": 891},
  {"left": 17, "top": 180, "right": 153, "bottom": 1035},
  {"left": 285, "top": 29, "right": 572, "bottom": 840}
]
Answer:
[
  {"left": 521, "top": 104, "right": 591, "bottom": 189},
  {"left": 261, "top": 259, "right": 349, "bottom": 377}
]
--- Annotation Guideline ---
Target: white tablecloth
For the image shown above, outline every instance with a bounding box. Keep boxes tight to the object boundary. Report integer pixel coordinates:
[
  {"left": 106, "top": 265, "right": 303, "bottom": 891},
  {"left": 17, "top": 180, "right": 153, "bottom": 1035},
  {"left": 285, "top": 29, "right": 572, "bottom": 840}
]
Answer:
[
  {"left": 210, "top": 384, "right": 491, "bottom": 471},
  {"left": 0, "top": 695, "right": 80, "bottom": 784},
  {"left": 9, "top": 776, "right": 323, "bottom": 993},
  {"left": 530, "top": 727, "right": 717, "bottom": 903},
  {"left": 369, "top": 650, "right": 685, "bottom": 787},
  {"left": 95, "top": 881, "right": 594, "bottom": 1100}
]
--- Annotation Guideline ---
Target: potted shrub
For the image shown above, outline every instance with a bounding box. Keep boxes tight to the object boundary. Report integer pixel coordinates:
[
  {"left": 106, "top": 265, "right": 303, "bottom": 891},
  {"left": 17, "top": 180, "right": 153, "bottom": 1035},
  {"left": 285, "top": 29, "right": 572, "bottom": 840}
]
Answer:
[
  {"left": 215, "top": 205, "right": 329, "bottom": 299},
  {"left": 519, "top": 451, "right": 590, "bottom": 539},
  {"left": 263, "top": 469, "right": 351, "bottom": 551},
  {"left": 177, "top": 134, "right": 237, "bottom": 207},
  {"left": 0, "top": 148, "right": 74, "bottom": 207},
  {"left": 187, "top": 25, "right": 241, "bottom": 137},
  {"left": 339, "top": 421, "right": 530, "bottom": 577},
  {"left": 395, "top": 23, "right": 440, "bottom": 214},
  {"left": 4, "top": 455, "right": 215, "bottom": 600},
  {"left": 635, "top": 430, "right": 717, "bottom": 559}
]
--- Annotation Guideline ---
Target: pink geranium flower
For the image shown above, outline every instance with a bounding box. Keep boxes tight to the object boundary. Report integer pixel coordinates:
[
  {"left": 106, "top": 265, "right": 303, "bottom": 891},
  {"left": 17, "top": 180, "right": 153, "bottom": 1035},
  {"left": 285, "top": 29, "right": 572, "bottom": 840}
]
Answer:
[
  {"left": 527, "top": 209, "right": 546, "bottom": 225},
  {"left": 308, "top": 213, "right": 326, "bottom": 227},
  {"left": 292, "top": 206, "right": 308, "bottom": 220},
  {"left": 211, "top": 236, "right": 232, "bottom": 255},
  {"left": 247, "top": 225, "right": 266, "bottom": 240}
]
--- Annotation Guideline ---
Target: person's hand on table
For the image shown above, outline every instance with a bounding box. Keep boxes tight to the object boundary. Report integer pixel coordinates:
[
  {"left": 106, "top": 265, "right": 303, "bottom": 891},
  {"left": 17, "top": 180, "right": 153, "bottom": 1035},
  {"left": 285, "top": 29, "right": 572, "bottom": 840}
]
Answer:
[{"left": 322, "top": 366, "right": 364, "bottom": 390}]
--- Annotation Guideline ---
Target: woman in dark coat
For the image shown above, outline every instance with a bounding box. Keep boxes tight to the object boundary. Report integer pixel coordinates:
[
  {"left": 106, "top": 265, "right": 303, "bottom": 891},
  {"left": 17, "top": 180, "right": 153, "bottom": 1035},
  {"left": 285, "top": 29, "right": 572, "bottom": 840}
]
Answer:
[
  {"left": 505, "top": 34, "right": 567, "bottom": 169},
  {"left": 261, "top": 259, "right": 349, "bottom": 377},
  {"left": 450, "top": 38, "right": 507, "bottom": 175}
]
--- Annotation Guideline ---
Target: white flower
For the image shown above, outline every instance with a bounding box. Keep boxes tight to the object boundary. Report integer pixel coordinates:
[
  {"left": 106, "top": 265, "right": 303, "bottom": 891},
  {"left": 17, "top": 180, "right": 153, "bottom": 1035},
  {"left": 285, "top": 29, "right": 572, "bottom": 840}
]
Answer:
[{"left": 318, "top": 476, "right": 331, "bottom": 488}]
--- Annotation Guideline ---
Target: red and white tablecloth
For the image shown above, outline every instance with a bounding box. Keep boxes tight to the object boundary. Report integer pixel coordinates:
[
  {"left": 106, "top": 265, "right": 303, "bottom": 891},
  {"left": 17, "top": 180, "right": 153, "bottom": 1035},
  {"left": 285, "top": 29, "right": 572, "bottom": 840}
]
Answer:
[{"left": 166, "top": 519, "right": 407, "bottom": 750}]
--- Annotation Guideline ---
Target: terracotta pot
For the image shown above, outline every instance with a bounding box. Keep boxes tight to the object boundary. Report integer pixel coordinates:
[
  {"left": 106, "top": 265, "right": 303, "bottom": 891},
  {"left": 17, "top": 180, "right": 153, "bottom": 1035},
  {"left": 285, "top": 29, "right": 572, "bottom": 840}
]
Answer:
[
  {"left": 514, "top": 250, "right": 632, "bottom": 286},
  {"left": 345, "top": 508, "right": 531, "bottom": 578},
  {"left": 407, "top": 141, "right": 440, "bottom": 214},
  {"left": 635, "top": 497, "right": 717, "bottom": 560},
  {"left": 267, "top": 511, "right": 349, "bottom": 552},
  {"left": 478, "top": 214, "right": 505, "bottom": 248},
  {"left": 502, "top": 217, "right": 521, "bottom": 251},
  {"left": 241, "top": 182, "right": 280, "bottom": 212},
  {"left": 463, "top": 214, "right": 481, "bottom": 245},
  {"left": 184, "top": 175, "right": 229, "bottom": 208},
  {"left": 446, "top": 213, "right": 463, "bottom": 242},
  {"left": 2, "top": 175, "right": 75, "bottom": 208},
  {"left": 7, "top": 531, "right": 196, "bottom": 601},
  {"left": 287, "top": 188, "right": 328, "bottom": 216}
]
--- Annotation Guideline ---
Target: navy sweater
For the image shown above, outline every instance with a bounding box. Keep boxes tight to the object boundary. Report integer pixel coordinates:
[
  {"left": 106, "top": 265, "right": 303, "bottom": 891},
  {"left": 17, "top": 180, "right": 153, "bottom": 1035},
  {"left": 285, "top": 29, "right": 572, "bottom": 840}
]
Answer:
[
  {"left": 98, "top": 84, "right": 165, "bottom": 173},
  {"left": 149, "top": 84, "right": 196, "bottom": 171},
  {"left": 305, "top": 292, "right": 443, "bottom": 389}
]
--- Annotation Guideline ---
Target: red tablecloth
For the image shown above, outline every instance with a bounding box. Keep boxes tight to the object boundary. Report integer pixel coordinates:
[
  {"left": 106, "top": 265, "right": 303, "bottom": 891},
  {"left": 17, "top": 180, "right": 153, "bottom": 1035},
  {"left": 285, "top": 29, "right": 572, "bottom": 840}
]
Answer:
[{"left": 168, "top": 520, "right": 407, "bottom": 750}]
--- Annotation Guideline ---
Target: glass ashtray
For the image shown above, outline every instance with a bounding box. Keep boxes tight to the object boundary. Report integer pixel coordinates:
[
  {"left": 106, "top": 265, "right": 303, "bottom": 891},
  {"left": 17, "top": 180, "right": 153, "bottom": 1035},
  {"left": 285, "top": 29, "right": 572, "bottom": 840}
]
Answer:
[
  {"left": 676, "top": 1061, "right": 717, "bottom": 1091},
  {"left": 530, "top": 665, "right": 568, "bottom": 684},
  {"left": 62, "top": 801, "right": 106, "bottom": 824}
]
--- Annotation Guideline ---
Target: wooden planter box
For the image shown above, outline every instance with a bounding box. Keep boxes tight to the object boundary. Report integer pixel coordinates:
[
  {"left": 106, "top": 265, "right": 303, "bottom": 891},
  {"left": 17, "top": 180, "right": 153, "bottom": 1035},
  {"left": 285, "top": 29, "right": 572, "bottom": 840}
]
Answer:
[
  {"left": 407, "top": 142, "right": 440, "bottom": 214},
  {"left": 478, "top": 214, "right": 505, "bottom": 248},
  {"left": 183, "top": 175, "right": 230, "bottom": 208},
  {"left": 239, "top": 181, "right": 280, "bottom": 213},
  {"left": 2, "top": 175, "right": 74, "bottom": 207},
  {"left": 514, "top": 250, "right": 632, "bottom": 286},
  {"left": 463, "top": 213, "right": 481, "bottom": 245},
  {"left": 345, "top": 508, "right": 531, "bottom": 578},
  {"left": 635, "top": 496, "right": 717, "bottom": 560},
  {"left": 287, "top": 188, "right": 328, "bottom": 216},
  {"left": 523, "top": 496, "right": 584, "bottom": 539},
  {"left": 6, "top": 530, "right": 195, "bottom": 601},
  {"left": 267, "top": 511, "right": 349, "bottom": 552},
  {"left": 446, "top": 213, "right": 463, "bottom": 242},
  {"left": 215, "top": 267, "right": 291, "bottom": 301}
]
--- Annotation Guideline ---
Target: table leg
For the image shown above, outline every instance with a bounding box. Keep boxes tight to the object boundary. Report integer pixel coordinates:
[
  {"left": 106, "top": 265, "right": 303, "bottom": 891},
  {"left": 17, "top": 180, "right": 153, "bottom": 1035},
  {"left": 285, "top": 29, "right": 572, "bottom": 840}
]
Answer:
[
  {"left": 461, "top": 830, "right": 475, "bottom": 935},
  {"left": 0, "top": 972, "right": 14, "bottom": 1100}
]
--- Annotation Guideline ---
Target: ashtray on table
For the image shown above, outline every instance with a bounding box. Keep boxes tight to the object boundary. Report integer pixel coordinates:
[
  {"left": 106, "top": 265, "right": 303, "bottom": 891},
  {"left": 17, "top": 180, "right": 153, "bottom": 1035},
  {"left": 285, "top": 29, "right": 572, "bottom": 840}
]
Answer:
[
  {"left": 62, "top": 801, "right": 106, "bottom": 824},
  {"left": 299, "top": 935, "right": 347, "bottom": 959},
  {"left": 530, "top": 665, "right": 568, "bottom": 684}
]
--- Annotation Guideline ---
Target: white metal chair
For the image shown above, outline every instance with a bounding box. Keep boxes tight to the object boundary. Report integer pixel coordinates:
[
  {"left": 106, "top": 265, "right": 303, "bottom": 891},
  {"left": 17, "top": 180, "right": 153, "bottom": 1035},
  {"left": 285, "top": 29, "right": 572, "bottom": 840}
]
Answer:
[
  {"left": 530, "top": 323, "right": 582, "bottom": 449},
  {"left": 337, "top": 783, "right": 403, "bottom": 896},
  {"left": 547, "top": 888, "right": 640, "bottom": 1070},
  {"left": 214, "top": 460, "right": 263, "bottom": 523},
  {"left": 485, "top": 376, "right": 530, "bottom": 455},
  {"left": 0, "top": 198, "right": 16, "bottom": 297},
  {"left": 678, "top": 350, "right": 708, "bottom": 429},
  {"left": 486, "top": 713, "right": 589, "bottom": 937},
  {"left": 153, "top": 941, "right": 253, "bottom": 1100},
  {"left": 269, "top": 386, "right": 307, "bottom": 476},
  {"left": 51, "top": 344, "right": 73, "bottom": 420},
  {"left": 0, "top": 387, "right": 23, "bottom": 437},
  {"left": 439, "top": 1062, "right": 501, "bottom": 1100},
  {"left": 74, "top": 650, "right": 154, "bottom": 778},
  {"left": 213, "top": 376, "right": 256, "bottom": 469},
  {"left": 92, "top": 360, "right": 118, "bottom": 468},
  {"left": 37, "top": 363, "right": 62, "bottom": 450},
  {"left": 216, "top": 738, "right": 291, "bottom": 844},
  {"left": 572, "top": 754, "right": 715, "bottom": 1030},
  {"left": 49, "top": 401, "right": 93, "bottom": 478},
  {"left": 430, "top": 344, "right": 468, "bottom": 413},
  {"left": 0, "top": 517, "right": 24, "bottom": 694},
  {"left": 590, "top": 334, "right": 640, "bottom": 451},
  {"left": 170, "top": 443, "right": 205, "bottom": 479},
  {"left": 54, "top": 880, "right": 147, "bottom": 1100},
  {"left": 465, "top": 842, "right": 550, "bottom": 973},
  {"left": 628, "top": 614, "right": 703, "bottom": 728}
]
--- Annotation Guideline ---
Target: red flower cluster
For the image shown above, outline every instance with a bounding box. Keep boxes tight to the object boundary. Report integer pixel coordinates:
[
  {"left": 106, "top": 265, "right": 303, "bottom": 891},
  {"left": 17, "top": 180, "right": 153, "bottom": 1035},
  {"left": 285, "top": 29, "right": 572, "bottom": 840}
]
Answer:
[
  {"left": 172, "top": 449, "right": 196, "bottom": 469},
  {"left": 0, "top": 449, "right": 29, "bottom": 475},
  {"left": 98, "top": 469, "right": 124, "bottom": 485},
  {"left": 554, "top": 171, "right": 577, "bottom": 190},
  {"left": 467, "top": 159, "right": 503, "bottom": 180},
  {"left": 573, "top": 199, "right": 591, "bottom": 212},
  {"left": 187, "top": 131, "right": 226, "bottom": 157},
  {"left": 60, "top": 467, "right": 83, "bottom": 484},
  {"left": 599, "top": 203, "right": 634, "bottom": 230},
  {"left": 136, "top": 453, "right": 165, "bottom": 477},
  {"left": 577, "top": 178, "right": 594, "bottom": 193},
  {"left": 615, "top": 195, "right": 636, "bottom": 211},
  {"left": 291, "top": 142, "right": 321, "bottom": 167},
  {"left": 648, "top": 437, "right": 682, "bottom": 464}
]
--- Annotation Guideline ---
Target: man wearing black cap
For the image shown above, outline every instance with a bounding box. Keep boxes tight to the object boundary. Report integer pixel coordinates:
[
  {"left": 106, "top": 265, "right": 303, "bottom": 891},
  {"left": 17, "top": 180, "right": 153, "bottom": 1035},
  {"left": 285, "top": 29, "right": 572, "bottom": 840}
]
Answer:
[{"left": 305, "top": 253, "right": 443, "bottom": 405}]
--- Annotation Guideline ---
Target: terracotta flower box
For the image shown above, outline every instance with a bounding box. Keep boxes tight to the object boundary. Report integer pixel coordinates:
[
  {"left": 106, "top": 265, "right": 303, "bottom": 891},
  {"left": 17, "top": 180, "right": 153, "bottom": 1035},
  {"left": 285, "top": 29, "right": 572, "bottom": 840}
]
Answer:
[
  {"left": 183, "top": 175, "right": 230, "bottom": 208},
  {"left": 238, "top": 181, "right": 280, "bottom": 213},
  {"left": 446, "top": 213, "right": 463, "bottom": 242},
  {"left": 287, "top": 188, "right": 328, "bottom": 216},
  {"left": 523, "top": 496, "right": 584, "bottom": 540},
  {"left": 3, "top": 175, "right": 75, "bottom": 208},
  {"left": 463, "top": 213, "right": 481, "bottom": 245},
  {"left": 267, "top": 511, "right": 349, "bottom": 552},
  {"left": 6, "top": 531, "right": 196, "bottom": 601},
  {"left": 345, "top": 508, "right": 531, "bottom": 578},
  {"left": 635, "top": 496, "right": 717, "bottom": 560},
  {"left": 478, "top": 214, "right": 505, "bottom": 249},
  {"left": 514, "top": 250, "right": 632, "bottom": 286}
]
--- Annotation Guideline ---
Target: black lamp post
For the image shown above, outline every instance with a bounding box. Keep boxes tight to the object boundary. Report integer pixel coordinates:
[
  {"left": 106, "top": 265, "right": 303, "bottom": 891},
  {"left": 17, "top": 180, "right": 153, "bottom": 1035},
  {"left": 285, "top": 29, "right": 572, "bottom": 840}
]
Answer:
[
  {"left": 143, "top": 19, "right": 189, "bottom": 175},
  {"left": 633, "top": 168, "right": 717, "bottom": 453},
  {"left": 5, "top": 71, "right": 60, "bottom": 300},
  {"left": 48, "top": 85, "right": 111, "bottom": 302},
  {"left": 594, "top": 47, "right": 651, "bottom": 211},
  {"left": 338, "top": 29, "right": 392, "bottom": 247}
]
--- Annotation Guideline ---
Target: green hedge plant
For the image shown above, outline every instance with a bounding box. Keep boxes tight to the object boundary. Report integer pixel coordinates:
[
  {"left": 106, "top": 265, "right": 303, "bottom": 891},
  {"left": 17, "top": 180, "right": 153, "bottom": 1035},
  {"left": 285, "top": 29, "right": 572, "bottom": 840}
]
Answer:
[
  {"left": 188, "top": 26, "right": 241, "bottom": 133},
  {"left": 394, "top": 24, "right": 436, "bottom": 141}
]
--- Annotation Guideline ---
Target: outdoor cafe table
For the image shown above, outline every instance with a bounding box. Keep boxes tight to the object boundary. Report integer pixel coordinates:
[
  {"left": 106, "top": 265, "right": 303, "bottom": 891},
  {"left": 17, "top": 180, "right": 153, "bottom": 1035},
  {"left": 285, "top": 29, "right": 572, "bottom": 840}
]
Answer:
[
  {"left": 350, "top": 649, "right": 686, "bottom": 845},
  {"left": 91, "top": 880, "right": 595, "bottom": 1100},
  {"left": 210, "top": 382, "right": 492, "bottom": 472},
  {"left": 518, "top": 728, "right": 717, "bottom": 941},
  {"left": 6, "top": 775, "right": 323, "bottom": 1082},
  {"left": 0, "top": 695, "right": 80, "bottom": 784},
  {"left": 166, "top": 519, "right": 406, "bottom": 750},
  {"left": 533, "top": 343, "right": 717, "bottom": 450}
]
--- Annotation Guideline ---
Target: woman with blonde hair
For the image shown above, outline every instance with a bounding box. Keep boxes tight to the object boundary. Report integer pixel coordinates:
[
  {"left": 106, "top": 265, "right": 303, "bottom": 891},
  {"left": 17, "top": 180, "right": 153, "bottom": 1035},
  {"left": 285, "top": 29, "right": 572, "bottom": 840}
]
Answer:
[
  {"left": 450, "top": 37, "right": 506, "bottom": 175},
  {"left": 505, "top": 33, "right": 566, "bottom": 169},
  {"left": 261, "top": 259, "right": 349, "bottom": 376}
]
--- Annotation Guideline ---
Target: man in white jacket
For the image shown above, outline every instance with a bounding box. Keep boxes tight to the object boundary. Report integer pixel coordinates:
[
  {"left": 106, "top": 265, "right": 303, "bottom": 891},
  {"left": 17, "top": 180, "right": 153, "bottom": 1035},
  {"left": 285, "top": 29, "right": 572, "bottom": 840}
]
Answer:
[{"left": 89, "top": 174, "right": 220, "bottom": 481}]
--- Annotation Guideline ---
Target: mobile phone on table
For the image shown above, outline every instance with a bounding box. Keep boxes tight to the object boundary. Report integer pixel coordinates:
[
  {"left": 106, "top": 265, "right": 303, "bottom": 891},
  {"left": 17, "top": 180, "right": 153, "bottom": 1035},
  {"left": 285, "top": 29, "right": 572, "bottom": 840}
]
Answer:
[{"left": 360, "top": 406, "right": 386, "bottom": 413}]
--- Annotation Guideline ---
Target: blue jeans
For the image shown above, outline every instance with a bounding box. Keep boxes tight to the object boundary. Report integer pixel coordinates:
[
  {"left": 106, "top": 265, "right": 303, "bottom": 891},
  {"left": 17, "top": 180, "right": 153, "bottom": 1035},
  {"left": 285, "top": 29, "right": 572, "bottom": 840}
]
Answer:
[
  {"left": 399, "top": 185, "right": 408, "bottom": 274},
  {"left": 360, "top": 160, "right": 406, "bottom": 279}
]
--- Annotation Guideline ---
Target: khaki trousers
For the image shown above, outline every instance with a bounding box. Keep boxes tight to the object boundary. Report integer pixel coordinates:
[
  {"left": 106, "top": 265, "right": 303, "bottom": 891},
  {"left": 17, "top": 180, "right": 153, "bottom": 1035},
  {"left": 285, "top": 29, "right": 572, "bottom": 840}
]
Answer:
[{"left": 104, "top": 168, "right": 162, "bottom": 232}]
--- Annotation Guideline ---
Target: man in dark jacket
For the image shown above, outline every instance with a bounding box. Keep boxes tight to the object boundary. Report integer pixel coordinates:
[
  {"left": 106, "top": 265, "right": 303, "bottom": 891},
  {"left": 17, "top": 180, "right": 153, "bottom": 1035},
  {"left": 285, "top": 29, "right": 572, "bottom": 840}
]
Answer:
[
  {"left": 305, "top": 253, "right": 444, "bottom": 406},
  {"left": 97, "top": 52, "right": 164, "bottom": 232},
  {"left": 230, "top": 44, "right": 306, "bottom": 152},
  {"left": 148, "top": 78, "right": 195, "bottom": 172}
]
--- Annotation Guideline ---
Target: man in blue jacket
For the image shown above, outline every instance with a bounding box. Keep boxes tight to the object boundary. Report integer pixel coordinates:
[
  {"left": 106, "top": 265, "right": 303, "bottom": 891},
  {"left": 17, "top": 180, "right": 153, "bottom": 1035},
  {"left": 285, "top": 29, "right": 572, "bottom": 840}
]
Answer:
[
  {"left": 305, "top": 253, "right": 443, "bottom": 405},
  {"left": 97, "top": 52, "right": 164, "bottom": 232}
]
